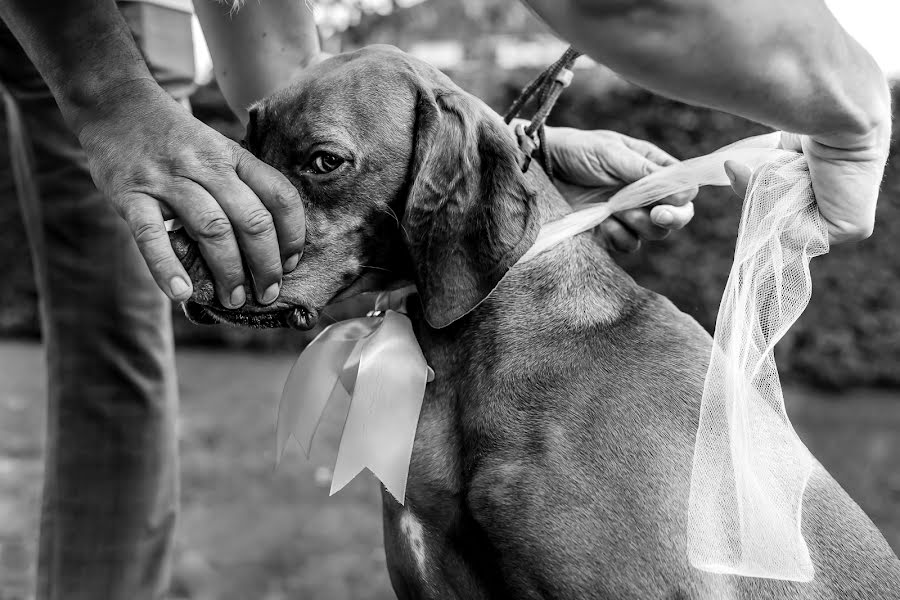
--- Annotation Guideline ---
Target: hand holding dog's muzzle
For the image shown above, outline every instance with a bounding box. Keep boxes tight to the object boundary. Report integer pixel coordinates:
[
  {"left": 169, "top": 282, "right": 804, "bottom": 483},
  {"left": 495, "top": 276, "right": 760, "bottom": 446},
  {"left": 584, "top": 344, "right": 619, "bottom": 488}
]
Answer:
[{"left": 75, "top": 78, "right": 306, "bottom": 309}]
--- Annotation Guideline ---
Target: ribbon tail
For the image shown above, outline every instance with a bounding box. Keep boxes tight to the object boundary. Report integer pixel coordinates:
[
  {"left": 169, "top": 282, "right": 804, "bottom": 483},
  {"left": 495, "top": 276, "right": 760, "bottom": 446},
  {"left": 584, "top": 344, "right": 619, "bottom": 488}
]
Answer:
[
  {"left": 330, "top": 311, "right": 429, "bottom": 503},
  {"left": 275, "top": 322, "right": 373, "bottom": 466},
  {"left": 329, "top": 340, "right": 367, "bottom": 495}
]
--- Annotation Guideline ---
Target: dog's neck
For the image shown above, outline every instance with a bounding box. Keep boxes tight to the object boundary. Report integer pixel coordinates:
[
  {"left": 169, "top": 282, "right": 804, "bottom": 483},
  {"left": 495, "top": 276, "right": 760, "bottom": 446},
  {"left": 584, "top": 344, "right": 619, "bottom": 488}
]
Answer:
[
  {"left": 522, "top": 164, "right": 573, "bottom": 225},
  {"left": 406, "top": 163, "right": 641, "bottom": 352},
  {"left": 511, "top": 164, "right": 639, "bottom": 325}
]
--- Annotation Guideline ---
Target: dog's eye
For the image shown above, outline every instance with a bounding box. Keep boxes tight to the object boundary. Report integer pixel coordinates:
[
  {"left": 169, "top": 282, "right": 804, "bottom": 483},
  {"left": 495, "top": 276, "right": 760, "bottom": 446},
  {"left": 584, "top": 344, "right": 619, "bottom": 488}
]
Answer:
[{"left": 309, "top": 152, "right": 344, "bottom": 174}]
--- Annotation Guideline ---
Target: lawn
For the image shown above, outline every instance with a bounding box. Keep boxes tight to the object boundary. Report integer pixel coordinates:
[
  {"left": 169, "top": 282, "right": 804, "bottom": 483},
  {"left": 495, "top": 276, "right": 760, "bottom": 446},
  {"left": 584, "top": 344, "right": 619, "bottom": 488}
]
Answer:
[{"left": 1, "top": 340, "right": 899, "bottom": 599}]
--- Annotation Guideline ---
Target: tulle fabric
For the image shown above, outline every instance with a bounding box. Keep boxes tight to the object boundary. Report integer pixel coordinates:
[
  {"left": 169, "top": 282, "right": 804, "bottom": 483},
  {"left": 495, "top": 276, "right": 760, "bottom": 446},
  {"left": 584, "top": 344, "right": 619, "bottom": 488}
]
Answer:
[{"left": 687, "top": 153, "right": 827, "bottom": 582}]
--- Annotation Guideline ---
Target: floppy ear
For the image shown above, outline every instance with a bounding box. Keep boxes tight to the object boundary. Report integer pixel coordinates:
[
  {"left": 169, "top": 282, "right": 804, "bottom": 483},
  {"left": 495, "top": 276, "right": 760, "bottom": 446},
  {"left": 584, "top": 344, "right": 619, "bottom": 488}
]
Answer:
[{"left": 402, "top": 88, "right": 539, "bottom": 328}]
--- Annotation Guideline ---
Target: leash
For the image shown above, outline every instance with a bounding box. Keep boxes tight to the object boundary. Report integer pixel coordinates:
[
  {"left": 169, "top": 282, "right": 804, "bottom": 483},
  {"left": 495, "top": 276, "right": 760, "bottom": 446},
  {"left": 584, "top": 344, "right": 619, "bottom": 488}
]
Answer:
[{"left": 504, "top": 46, "right": 582, "bottom": 177}]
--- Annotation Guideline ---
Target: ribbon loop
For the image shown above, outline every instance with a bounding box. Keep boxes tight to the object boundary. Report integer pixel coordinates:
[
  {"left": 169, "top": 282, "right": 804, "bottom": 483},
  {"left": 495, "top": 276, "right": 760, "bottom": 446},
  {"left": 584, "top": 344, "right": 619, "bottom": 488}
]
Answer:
[
  {"left": 331, "top": 310, "right": 429, "bottom": 502},
  {"left": 276, "top": 287, "right": 430, "bottom": 504}
]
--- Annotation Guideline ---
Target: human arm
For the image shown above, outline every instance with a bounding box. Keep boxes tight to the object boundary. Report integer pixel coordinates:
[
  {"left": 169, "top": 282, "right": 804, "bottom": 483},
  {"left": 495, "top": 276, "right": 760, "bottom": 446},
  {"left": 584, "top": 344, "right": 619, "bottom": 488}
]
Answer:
[
  {"left": 522, "top": 0, "right": 892, "bottom": 243},
  {"left": 0, "top": 0, "right": 307, "bottom": 306},
  {"left": 193, "top": 0, "right": 324, "bottom": 124}
]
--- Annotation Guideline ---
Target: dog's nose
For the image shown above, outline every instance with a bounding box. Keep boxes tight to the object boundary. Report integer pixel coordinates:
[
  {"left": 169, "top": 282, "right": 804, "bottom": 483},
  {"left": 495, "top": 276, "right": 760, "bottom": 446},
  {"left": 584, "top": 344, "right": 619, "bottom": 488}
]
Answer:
[{"left": 168, "top": 228, "right": 194, "bottom": 267}]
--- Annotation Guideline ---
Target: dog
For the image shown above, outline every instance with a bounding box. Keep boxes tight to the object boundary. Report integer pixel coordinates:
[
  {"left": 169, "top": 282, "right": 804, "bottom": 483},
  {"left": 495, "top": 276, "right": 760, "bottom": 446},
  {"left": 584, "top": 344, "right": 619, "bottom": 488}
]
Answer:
[{"left": 170, "top": 45, "right": 900, "bottom": 599}]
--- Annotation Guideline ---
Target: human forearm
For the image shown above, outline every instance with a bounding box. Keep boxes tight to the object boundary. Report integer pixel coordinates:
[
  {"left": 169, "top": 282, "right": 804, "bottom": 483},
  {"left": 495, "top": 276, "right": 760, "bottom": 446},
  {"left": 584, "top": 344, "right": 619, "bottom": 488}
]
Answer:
[
  {"left": 0, "top": 0, "right": 154, "bottom": 134},
  {"left": 193, "top": 0, "right": 322, "bottom": 124},
  {"left": 523, "top": 0, "right": 891, "bottom": 145}
]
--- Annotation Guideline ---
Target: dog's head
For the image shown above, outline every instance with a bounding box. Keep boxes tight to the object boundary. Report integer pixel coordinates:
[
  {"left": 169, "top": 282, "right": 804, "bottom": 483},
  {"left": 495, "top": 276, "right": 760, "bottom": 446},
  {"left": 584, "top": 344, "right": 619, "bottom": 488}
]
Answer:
[{"left": 175, "top": 45, "right": 539, "bottom": 330}]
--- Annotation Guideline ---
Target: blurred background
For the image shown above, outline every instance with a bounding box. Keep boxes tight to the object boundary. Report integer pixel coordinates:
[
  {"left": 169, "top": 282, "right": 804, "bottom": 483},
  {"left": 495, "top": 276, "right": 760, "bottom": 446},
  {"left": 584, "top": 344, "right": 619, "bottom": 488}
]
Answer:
[{"left": 1, "top": 0, "right": 898, "bottom": 598}]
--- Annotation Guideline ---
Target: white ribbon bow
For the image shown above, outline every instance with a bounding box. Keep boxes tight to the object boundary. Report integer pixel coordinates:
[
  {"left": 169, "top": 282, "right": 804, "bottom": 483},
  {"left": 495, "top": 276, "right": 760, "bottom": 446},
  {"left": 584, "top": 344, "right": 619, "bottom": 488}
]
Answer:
[{"left": 276, "top": 286, "right": 433, "bottom": 504}]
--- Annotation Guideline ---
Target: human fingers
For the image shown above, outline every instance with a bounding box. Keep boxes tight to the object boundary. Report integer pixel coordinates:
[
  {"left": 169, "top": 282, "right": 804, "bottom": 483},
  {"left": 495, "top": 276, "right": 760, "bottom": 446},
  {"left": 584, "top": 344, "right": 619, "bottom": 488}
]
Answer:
[
  {"left": 118, "top": 193, "right": 194, "bottom": 302},
  {"left": 234, "top": 149, "right": 306, "bottom": 274},
  {"left": 598, "top": 216, "right": 642, "bottom": 253},
  {"left": 166, "top": 180, "right": 248, "bottom": 309},
  {"left": 650, "top": 201, "right": 695, "bottom": 230},
  {"left": 203, "top": 167, "right": 283, "bottom": 305},
  {"left": 616, "top": 207, "right": 671, "bottom": 241},
  {"left": 724, "top": 160, "right": 752, "bottom": 199},
  {"left": 619, "top": 134, "right": 680, "bottom": 167}
]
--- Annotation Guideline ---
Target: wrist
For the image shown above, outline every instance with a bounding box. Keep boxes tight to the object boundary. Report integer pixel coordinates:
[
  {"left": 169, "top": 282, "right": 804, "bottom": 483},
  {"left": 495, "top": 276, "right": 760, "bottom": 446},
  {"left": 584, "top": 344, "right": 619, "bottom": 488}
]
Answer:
[
  {"left": 806, "top": 106, "right": 892, "bottom": 165},
  {"left": 808, "top": 45, "right": 893, "bottom": 152},
  {"left": 9, "top": 1, "right": 158, "bottom": 133},
  {"left": 57, "top": 61, "right": 153, "bottom": 130},
  {"left": 71, "top": 77, "right": 171, "bottom": 142}
]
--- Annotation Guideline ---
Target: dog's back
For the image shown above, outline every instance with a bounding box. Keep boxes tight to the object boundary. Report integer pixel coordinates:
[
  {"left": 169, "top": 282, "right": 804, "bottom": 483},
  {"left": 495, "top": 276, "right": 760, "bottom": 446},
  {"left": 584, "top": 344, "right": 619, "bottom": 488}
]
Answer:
[{"left": 385, "top": 165, "right": 900, "bottom": 599}]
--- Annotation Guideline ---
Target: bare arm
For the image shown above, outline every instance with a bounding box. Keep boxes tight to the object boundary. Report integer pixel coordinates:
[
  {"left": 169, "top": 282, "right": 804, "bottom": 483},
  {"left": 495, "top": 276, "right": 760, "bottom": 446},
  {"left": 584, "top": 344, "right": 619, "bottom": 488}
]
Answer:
[
  {"left": 193, "top": 0, "right": 324, "bottom": 124},
  {"left": 0, "top": 0, "right": 153, "bottom": 132},
  {"left": 0, "top": 0, "right": 306, "bottom": 304},
  {"left": 523, "top": 0, "right": 892, "bottom": 242}
]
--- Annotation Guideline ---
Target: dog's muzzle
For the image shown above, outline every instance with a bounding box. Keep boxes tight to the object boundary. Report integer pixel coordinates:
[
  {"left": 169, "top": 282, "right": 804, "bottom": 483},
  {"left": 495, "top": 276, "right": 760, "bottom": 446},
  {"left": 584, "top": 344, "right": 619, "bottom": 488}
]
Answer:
[{"left": 167, "top": 229, "right": 319, "bottom": 330}]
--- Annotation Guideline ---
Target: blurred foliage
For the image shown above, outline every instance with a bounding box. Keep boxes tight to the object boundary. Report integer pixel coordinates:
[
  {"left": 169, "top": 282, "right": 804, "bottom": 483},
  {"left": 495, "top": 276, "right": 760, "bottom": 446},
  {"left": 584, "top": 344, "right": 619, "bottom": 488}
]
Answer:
[
  {"left": 1, "top": 0, "right": 898, "bottom": 388},
  {"left": 333, "top": 0, "right": 546, "bottom": 50}
]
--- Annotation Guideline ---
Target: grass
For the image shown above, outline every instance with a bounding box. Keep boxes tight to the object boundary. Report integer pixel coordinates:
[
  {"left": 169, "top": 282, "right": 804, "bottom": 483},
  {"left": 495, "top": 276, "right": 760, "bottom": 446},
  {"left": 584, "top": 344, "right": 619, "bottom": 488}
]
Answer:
[{"left": 1, "top": 340, "right": 898, "bottom": 599}]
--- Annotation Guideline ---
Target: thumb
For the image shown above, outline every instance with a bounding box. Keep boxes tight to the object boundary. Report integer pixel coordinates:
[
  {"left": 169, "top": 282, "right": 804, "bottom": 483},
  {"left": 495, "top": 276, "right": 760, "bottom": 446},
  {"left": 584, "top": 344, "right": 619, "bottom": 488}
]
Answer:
[
  {"left": 609, "top": 151, "right": 660, "bottom": 185},
  {"left": 724, "top": 160, "right": 752, "bottom": 199}
]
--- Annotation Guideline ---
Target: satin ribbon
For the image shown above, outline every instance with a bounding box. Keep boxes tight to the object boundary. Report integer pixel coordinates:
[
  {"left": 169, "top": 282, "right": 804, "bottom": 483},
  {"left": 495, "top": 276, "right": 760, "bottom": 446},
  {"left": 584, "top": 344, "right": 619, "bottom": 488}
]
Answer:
[
  {"left": 520, "top": 131, "right": 789, "bottom": 262},
  {"left": 276, "top": 285, "right": 433, "bottom": 504}
]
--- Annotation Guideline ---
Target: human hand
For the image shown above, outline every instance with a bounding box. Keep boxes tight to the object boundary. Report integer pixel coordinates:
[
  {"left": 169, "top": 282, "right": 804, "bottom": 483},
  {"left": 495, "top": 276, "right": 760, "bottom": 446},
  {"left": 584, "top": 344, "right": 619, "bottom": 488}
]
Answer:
[
  {"left": 75, "top": 78, "right": 306, "bottom": 307},
  {"left": 544, "top": 126, "right": 698, "bottom": 252},
  {"left": 724, "top": 127, "right": 891, "bottom": 244}
]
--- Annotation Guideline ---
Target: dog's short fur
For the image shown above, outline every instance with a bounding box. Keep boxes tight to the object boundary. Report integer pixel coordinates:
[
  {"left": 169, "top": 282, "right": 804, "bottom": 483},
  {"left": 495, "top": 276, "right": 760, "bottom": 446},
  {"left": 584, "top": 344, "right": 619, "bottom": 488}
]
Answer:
[{"left": 172, "top": 46, "right": 900, "bottom": 599}]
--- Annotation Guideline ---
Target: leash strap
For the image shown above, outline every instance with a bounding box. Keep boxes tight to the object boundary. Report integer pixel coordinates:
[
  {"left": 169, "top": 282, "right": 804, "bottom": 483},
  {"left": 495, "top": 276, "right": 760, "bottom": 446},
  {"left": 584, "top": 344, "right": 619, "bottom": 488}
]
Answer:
[{"left": 504, "top": 46, "right": 582, "bottom": 177}]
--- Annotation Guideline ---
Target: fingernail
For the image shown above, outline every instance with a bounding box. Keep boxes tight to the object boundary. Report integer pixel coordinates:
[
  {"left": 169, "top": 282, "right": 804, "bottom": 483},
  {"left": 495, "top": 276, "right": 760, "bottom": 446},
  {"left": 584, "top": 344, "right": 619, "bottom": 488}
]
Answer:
[
  {"left": 261, "top": 282, "right": 280, "bottom": 305},
  {"left": 724, "top": 164, "right": 737, "bottom": 184},
  {"left": 170, "top": 276, "right": 191, "bottom": 299},
  {"left": 283, "top": 253, "right": 300, "bottom": 272},
  {"left": 655, "top": 209, "right": 673, "bottom": 226},
  {"left": 230, "top": 286, "right": 246, "bottom": 308}
]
